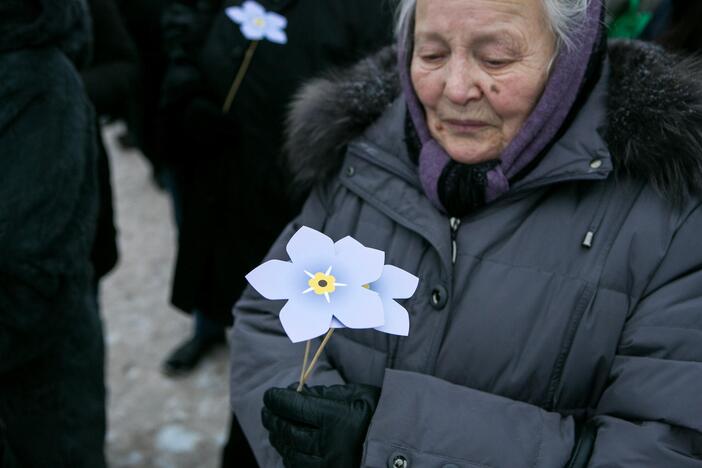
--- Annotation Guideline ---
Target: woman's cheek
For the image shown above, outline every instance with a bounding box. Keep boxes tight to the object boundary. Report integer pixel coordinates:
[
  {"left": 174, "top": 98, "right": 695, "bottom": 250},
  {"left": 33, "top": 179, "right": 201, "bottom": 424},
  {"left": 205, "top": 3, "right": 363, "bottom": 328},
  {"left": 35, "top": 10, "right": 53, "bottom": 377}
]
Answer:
[{"left": 411, "top": 68, "right": 442, "bottom": 106}]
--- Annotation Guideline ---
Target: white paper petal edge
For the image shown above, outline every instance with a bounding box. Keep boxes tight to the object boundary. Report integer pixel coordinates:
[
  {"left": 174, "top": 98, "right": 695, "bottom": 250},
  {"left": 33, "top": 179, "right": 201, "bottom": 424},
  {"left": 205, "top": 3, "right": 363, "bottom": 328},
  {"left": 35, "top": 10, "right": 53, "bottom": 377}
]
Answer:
[
  {"left": 334, "top": 236, "right": 385, "bottom": 286},
  {"left": 286, "top": 226, "right": 335, "bottom": 271},
  {"left": 245, "top": 260, "right": 302, "bottom": 300},
  {"left": 279, "top": 300, "right": 332, "bottom": 343},
  {"left": 374, "top": 297, "right": 410, "bottom": 336},
  {"left": 373, "top": 264, "right": 419, "bottom": 299}
]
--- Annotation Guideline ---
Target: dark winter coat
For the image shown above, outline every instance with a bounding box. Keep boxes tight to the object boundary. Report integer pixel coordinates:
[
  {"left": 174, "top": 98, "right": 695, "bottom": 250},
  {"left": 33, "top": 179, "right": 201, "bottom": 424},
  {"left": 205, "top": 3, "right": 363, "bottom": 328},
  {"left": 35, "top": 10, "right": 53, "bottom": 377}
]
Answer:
[
  {"left": 83, "top": 0, "right": 140, "bottom": 280},
  {"left": 83, "top": 0, "right": 139, "bottom": 120},
  {"left": 0, "top": 1, "right": 106, "bottom": 467},
  {"left": 117, "top": 0, "right": 168, "bottom": 167},
  {"left": 230, "top": 41, "right": 702, "bottom": 467},
  {"left": 162, "top": 0, "right": 394, "bottom": 325}
]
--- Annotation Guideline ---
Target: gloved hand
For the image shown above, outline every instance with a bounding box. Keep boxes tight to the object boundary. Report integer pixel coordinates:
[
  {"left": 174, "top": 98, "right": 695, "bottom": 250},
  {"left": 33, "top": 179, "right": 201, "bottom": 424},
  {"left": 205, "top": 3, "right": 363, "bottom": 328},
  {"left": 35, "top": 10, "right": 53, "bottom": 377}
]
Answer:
[{"left": 262, "top": 383, "right": 381, "bottom": 468}]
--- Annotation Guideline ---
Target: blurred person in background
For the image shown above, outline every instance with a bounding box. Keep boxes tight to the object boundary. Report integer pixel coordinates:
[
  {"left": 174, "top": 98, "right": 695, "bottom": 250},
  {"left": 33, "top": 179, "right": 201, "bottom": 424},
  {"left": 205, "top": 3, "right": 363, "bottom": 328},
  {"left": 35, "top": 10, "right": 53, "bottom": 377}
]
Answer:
[
  {"left": 230, "top": 0, "right": 702, "bottom": 466},
  {"left": 0, "top": 0, "right": 106, "bottom": 467},
  {"left": 159, "top": 0, "right": 394, "bottom": 465},
  {"left": 117, "top": 0, "right": 171, "bottom": 188},
  {"left": 81, "top": 0, "right": 141, "bottom": 288},
  {"left": 159, "top": 0, "right": 394, "bottom": 379},
  {"left": 606, "top": 0, "right": 660, "bottom": 38},
  {"left": 641, "top": 0, "right": 702, "bottom": 54}
]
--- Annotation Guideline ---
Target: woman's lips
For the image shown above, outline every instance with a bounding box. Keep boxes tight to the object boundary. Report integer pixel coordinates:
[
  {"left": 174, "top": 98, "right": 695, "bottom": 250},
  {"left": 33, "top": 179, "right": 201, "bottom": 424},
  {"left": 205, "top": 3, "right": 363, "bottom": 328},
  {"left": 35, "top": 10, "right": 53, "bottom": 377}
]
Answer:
[{"left": 442, "top": 119, "right": 489, "bottom": 133}]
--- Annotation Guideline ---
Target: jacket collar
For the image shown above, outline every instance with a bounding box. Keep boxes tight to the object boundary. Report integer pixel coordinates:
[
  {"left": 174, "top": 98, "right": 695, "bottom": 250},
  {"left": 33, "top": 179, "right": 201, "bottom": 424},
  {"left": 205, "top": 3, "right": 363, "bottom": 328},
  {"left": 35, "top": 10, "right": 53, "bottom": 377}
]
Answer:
[{"left": 511, "top": 61, "right": 612, "bottom": 194}]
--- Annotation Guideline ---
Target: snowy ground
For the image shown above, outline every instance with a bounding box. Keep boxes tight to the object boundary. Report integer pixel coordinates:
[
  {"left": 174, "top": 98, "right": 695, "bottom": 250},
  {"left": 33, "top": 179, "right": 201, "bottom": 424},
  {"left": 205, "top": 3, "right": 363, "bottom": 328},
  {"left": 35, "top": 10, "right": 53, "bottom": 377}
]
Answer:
[{"left": 100, "top": 123, "right": 230, "bottom": 468}]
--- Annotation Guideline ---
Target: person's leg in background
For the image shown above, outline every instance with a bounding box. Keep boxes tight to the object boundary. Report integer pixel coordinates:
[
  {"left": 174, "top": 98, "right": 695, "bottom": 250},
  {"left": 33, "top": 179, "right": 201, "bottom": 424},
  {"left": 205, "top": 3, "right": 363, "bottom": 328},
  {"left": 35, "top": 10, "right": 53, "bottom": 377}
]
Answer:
[{"left": 162, "top": 310, "right": 226, "bottom": 376}]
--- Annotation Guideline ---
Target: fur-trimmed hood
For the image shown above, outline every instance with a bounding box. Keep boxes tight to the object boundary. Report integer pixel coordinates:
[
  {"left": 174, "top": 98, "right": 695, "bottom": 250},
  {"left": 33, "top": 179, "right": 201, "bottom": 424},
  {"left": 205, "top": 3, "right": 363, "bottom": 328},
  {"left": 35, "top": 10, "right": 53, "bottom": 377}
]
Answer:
[
  {"left": 286, "top": 41, "right": 702, "bottom": 205},
  {"left": 0, "top": 0, "right": 91, "bottom": 66}
]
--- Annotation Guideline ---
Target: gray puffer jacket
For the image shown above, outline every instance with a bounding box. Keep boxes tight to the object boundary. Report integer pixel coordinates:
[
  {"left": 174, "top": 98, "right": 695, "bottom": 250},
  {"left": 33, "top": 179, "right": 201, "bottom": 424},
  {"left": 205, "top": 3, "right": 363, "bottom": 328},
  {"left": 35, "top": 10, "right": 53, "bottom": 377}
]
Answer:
[{"left": 230, "top": 41, "right": 702, "bottom": 467}]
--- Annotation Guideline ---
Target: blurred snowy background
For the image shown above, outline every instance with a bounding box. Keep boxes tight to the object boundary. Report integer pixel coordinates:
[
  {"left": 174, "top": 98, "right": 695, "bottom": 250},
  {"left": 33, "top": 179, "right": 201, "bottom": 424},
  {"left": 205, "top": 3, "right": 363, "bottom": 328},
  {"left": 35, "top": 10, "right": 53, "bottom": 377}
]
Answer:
[{"left": 101, "top": 123, "right": 230, "bottom": 468}]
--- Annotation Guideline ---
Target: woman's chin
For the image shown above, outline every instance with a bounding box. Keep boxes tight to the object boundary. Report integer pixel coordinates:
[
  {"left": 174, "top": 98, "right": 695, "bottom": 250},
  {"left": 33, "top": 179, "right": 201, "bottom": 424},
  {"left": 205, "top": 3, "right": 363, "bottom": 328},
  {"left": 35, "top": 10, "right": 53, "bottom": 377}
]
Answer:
[{"left": 446, "top": 145, "right": 501, "bottom": 165}]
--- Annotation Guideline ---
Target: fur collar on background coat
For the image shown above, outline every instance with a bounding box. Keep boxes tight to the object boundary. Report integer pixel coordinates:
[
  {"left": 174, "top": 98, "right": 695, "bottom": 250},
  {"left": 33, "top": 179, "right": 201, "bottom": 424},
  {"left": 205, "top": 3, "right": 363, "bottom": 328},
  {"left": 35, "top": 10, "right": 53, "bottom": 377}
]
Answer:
[{"left": 286, "top": 41, "right": 702, "bottom": 206}]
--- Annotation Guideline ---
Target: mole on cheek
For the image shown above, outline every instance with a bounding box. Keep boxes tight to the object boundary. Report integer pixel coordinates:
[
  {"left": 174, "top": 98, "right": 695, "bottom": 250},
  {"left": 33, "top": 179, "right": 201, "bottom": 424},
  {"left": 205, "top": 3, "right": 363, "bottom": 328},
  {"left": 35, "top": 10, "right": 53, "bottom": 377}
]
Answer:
[{"left": 490, "top": 85, "right": 500, "bottom": 95}]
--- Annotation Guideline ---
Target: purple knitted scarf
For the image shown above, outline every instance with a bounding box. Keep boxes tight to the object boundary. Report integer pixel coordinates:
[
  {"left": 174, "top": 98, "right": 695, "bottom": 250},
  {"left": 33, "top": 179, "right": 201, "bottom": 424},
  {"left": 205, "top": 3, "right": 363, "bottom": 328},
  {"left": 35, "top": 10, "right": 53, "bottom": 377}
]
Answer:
[{"left": 399, "top": 0, "right": 604, "bottom": 211}]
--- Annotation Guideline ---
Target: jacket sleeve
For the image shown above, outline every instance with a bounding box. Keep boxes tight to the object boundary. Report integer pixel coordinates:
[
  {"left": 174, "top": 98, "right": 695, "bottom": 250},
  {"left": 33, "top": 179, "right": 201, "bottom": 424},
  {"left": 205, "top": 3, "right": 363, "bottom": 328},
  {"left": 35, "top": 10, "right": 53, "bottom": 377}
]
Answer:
[
  {"left": 229, "top": 183, "right": 346, "bottom": 468},
  {"left": 364, "top": 371, "right": 577, "bottom": 468},
  {"left": 585, "top": 203, "right": 702, "bottom": 466},
  {"left": 362, "top": 205, "right": 702, "bottom": 468}
]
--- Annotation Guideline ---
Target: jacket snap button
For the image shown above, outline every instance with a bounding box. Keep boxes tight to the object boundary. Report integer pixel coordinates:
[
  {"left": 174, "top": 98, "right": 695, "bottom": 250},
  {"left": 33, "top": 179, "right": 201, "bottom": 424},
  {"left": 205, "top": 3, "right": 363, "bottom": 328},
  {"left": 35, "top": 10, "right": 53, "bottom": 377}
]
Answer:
[
  {"left": 430, "top": 285, "right": 448, "bottom": 309},
  {"left": 392, "top": 455, "right": 408, "bottom": 468},
  {"left": 590, "top": 159, "right": 603, "bottom": 169},
  {"left": 346, "top": 166, "right": 355, "bottom": 177}
]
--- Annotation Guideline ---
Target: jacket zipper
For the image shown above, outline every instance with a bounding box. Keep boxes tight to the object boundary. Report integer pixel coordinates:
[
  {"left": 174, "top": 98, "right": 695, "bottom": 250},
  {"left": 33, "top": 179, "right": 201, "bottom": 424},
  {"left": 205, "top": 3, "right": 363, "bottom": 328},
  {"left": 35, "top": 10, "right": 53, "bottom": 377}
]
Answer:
[{"left": 450, "top": 217, "right": 461, "bottom": 264}]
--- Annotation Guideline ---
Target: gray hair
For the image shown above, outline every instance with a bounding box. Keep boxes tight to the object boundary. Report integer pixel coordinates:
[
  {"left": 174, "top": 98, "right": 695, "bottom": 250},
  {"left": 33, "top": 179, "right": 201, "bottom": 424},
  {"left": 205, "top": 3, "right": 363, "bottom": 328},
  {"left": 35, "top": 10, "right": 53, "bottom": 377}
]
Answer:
[{"left": 395, "top": 0, "right": 590, "bottom": 53}]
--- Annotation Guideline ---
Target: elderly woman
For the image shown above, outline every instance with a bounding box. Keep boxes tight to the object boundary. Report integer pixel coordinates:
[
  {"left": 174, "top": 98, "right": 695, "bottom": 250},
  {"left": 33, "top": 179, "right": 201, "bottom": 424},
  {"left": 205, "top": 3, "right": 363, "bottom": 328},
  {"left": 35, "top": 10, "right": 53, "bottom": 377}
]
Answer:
[{"left": 229, "top": 0, "right": 702, "bottom": 466}]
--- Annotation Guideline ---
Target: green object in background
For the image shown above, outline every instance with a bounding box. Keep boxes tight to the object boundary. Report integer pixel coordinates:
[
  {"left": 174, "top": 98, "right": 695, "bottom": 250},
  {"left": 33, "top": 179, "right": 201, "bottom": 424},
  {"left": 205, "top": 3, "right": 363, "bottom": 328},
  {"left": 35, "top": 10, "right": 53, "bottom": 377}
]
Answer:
[{"left": 609, "top": 0, "right": 653, "bottom": 38}]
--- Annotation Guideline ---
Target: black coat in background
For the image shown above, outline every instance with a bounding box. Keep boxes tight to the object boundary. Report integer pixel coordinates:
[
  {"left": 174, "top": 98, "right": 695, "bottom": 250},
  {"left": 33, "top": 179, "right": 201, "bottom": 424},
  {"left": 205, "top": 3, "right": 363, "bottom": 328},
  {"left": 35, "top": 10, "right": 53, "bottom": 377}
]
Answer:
[
  {"left": 0, "top": 1, "right": 106, "bottom": 466},
  {"left": 118, "top": 0, "right": 169, "bottom": 170},
  {"left": 162, "top": 0, "right": 394, "bottom": 325},
  {"left": 83, "top": 0, "right": 141, "bottom": 280},
  {"left": 642, "top": 0, "right": 702, "bottom": 53}
]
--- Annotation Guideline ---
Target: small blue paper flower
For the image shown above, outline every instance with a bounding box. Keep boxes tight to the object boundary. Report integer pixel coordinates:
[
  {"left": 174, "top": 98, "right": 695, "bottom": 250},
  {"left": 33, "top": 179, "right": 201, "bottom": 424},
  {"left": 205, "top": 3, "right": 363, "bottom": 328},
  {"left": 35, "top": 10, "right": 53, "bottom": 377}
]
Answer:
[
  {"left": 225, "top": 1, "right": 288, "bottom": 44},
  {"left": 331, "top": 264, "right": 419, "bottom": 336},
  {"left": 246, "top": 227, "right": 385, "bottom": 343}
]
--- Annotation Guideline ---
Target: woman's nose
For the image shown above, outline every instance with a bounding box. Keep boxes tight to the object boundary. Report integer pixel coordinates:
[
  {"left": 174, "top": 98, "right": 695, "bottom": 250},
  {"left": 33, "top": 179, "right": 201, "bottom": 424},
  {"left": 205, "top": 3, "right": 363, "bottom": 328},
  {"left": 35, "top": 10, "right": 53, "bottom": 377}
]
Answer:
[{"left": 443, "top": 57, "right": 483, "bottom": 105}]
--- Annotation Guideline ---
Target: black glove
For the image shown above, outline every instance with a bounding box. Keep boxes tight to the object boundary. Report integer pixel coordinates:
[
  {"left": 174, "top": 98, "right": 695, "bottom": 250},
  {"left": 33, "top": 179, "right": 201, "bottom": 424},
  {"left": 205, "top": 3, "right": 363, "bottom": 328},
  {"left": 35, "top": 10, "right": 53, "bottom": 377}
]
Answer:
[{"left": 262, "top": 383, "right": 381, "bottom": 468}]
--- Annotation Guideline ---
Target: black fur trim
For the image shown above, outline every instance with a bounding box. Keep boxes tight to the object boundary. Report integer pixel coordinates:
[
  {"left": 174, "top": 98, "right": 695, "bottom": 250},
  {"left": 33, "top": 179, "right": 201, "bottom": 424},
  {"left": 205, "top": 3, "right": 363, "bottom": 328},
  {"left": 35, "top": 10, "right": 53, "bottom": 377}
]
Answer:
[
  {"left": 286, "top": 41, "right": 702, "bottom": 205},
  {"left": 606, "top": 40, "right": 702, "bottom": 205},
  {"left": 284, "top": 47, "right": 398, "bottom": 196}
]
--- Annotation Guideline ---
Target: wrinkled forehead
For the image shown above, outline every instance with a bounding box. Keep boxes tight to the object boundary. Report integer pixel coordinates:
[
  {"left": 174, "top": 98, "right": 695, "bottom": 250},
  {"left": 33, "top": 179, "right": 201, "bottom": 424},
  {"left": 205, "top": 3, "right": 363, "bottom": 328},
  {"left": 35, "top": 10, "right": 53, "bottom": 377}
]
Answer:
[{"left": 414, "top": 0, "right": 549, "bottom": 42}]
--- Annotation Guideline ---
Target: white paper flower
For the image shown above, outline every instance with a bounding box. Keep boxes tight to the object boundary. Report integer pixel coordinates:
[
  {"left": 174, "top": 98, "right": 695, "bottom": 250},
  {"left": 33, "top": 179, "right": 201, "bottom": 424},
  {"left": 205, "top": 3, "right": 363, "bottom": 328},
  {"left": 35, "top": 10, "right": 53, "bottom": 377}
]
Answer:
[
  {"left": 331, "top": 264, "right": 418, "bottom": 336},
  {"left": 225, "top": 1, "right": 288, "bottom": 44},
  {"left": 246, "top": 226, "right": 385, "bottom": 343}
]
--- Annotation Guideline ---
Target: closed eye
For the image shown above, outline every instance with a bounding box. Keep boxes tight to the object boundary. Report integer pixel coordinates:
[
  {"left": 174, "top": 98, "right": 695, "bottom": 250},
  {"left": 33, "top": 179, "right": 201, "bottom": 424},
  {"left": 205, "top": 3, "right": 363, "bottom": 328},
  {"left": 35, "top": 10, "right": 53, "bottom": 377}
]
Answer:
[
  {"left": 482, "top": 58, "right": 512, "bottom": 69},
  {"left": 420, "top": 53, "right": 446, "bottom": 63}
]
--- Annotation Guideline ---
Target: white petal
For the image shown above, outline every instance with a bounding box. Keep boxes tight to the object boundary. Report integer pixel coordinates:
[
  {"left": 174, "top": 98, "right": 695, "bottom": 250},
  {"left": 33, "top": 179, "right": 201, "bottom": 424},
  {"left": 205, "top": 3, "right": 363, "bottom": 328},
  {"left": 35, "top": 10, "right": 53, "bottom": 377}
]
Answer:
[
  {"left": 265, "top": 27, "right": 287, "bottom": 44},
  {"left": 246, "top": 260, "right": 306, "bottom": 300},
  {"left": 241, "top": 23, "right": 265, "bottom": 40},
  {"left": 333, "top": 237, "right": 385, "bottom": 286},
  {"left": 331, "top": 286, "right": 384, "bottom": 329},
  {"left": 265, "top": 12, "right": 287, "bottom": 29},
  {"left": 279, "top": 299, "right": 333, "bottom": 343},
  {"left": 374, "top": 297, "right": 410, "bottom": 336},
  {"left": 286, "top": 226, "right": 336, "bottom": 272},
  {"left": 242, "top": 1, "right": 266, "bottom": 18},
  {"left": 372, "top": 265, "right": 419, "bottom": 299},
  {"left": 330, "top": 317, "right": 346, "bottom": 329},
  {"left": 225, "top": 6, "right": 246, "bottom": 24}
]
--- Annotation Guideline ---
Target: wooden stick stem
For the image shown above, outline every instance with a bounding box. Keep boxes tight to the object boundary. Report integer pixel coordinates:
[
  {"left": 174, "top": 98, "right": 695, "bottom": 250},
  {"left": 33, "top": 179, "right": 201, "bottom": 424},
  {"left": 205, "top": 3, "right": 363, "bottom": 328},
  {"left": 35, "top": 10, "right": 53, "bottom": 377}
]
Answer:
[
  {"left": 222, "top": 41, "right": 259, "bottom": 113},
  {"left": 297, "top": 328, "right": 335, "bottom": 391},
  {"left": 298, "top": 340, "right": 311, "bottom": 389}
]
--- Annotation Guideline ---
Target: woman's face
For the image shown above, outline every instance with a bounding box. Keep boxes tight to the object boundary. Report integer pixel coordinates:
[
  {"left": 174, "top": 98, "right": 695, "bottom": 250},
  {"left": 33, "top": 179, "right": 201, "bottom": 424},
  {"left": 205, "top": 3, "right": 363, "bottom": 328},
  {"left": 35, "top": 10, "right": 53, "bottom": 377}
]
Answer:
[{"left": 411, "top": 0, "right": 556, "bottom": 164}]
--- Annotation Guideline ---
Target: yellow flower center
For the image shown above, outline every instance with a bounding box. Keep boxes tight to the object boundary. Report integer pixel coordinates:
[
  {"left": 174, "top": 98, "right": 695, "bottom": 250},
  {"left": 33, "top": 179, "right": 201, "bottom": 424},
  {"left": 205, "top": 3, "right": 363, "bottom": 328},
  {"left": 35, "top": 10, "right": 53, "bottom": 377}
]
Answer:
[
  {"left": 253, "top": 17, "right": 266, "bottom": 28},
  {"left": 308, "top": 272, "right": 337, "bottom": 295}
]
